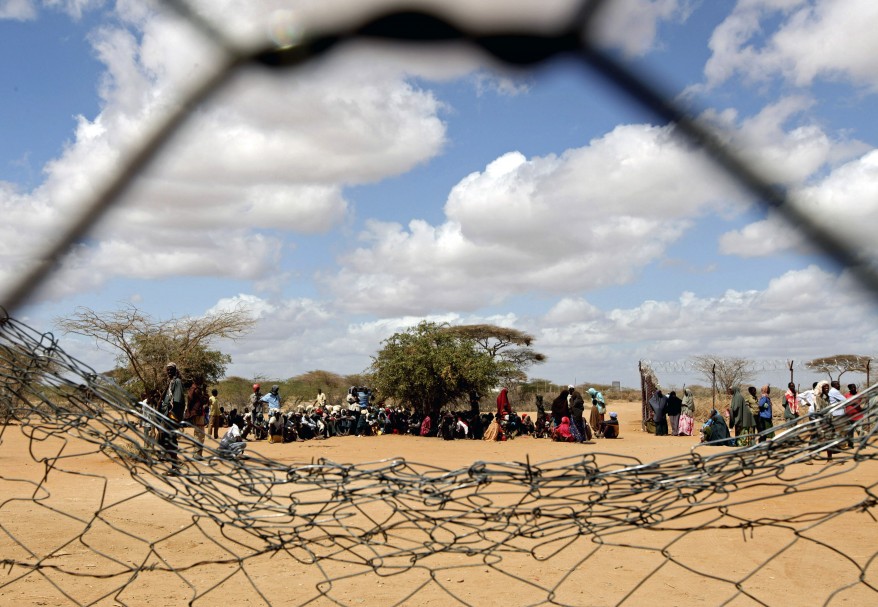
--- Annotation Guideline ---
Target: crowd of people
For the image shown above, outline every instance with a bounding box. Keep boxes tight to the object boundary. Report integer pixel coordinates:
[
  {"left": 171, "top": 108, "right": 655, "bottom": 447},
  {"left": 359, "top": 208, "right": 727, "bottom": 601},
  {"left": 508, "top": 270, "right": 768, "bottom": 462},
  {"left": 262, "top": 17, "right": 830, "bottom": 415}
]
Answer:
[
  {"left": 645, "top": 380, "right": 869, "bottom": 455},
  {"left": 141, "top": 365, "right": 624, "bottom": 465},
  {"left": 206, "top": 383, "right": 621, "bottom": 449},
  {"left": 143, "top": 362, "right": 871, "bottom": 469},
  {"left": 646, "top": 388, "right": 696, "bottom": 437},
  {"left": 537, "top": 385, "right": 620, "bottom": 442}
]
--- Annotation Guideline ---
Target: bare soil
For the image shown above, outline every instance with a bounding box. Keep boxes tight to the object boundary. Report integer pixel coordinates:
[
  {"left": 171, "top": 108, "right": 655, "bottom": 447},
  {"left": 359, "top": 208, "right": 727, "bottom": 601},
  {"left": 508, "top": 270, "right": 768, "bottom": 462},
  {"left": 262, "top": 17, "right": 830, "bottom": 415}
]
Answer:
[{"left": 1, "top": 398, "right": 875, "bottom": 606}]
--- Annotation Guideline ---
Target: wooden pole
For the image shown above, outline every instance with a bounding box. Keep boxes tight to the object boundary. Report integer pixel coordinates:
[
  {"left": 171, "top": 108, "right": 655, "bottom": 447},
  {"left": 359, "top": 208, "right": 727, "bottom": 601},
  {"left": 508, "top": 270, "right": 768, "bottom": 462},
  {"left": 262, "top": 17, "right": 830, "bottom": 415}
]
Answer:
[{"left": 711, "top": 364, "right": 716, "bottom": 409}]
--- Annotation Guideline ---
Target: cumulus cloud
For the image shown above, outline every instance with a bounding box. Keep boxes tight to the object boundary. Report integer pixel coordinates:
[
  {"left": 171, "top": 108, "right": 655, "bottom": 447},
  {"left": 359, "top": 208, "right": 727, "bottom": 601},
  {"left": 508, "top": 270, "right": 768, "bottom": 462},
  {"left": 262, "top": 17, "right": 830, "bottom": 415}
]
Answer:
[
  {"left": 46, "top": 0, "right": 105, "bottom": 19},
  {"left": 0, "top": 0, "right": 449, "bottom": 301},
  {"left": 323, "top": 123, "right": 739, "bottom": 315},
  {"left": 473, "top": 72, "right": 531, "bottom": 97},
  {"left": 704, "top": 0, "right": 878, "bottom": 91},
  {"left": 0, "top": 0, "right": 702, "bottom": 305},
  {"left": 699, "top": 96, "right": 869, "bottom": 187},
  {"left": 718, "top": 216, "right": 802, "bottom": 257},
  {"left": 719, "top": 148, "right": 878, "bottom": 260},
  {"left": 204, "top": 294, "right": 367, "bottom": 379},
  {"left": 202, "top": 264, "right": 878, "bottom": 387},
  {"left": 590, "top": 0, "right": 695, "bottom": 57},
  {"left": 534, "top": 265, "right": 878, "bottom": 385},
  {"left": 0, "top": 0, "right": 37, "bottom": 20}
]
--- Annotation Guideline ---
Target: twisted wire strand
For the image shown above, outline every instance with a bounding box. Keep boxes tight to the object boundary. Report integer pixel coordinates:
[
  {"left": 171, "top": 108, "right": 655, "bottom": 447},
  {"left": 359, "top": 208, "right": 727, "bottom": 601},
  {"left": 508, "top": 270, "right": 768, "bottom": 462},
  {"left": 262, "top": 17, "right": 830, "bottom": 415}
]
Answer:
[{"left": 2, "top": 2, "right": 878, "bottom": 605}]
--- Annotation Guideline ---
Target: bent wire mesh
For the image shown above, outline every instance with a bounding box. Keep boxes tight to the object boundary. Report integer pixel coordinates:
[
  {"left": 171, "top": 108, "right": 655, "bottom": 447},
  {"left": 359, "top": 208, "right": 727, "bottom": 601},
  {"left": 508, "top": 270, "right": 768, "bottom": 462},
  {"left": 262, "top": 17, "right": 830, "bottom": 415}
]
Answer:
[{"left": 2, "top": 1, "right": 878, "bottom": 606}]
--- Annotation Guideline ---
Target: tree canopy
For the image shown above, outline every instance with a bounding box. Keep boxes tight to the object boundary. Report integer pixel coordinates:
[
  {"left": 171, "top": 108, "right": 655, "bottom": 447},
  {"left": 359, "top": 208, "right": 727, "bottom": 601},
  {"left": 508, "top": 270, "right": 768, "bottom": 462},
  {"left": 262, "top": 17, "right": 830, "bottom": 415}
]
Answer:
[
  {"left": 439, "top": 324, "right": 546, "bottom": 386},
  {"left": 690, "top": 355, "right": 755, "bottom": 394},
  {"left": 805, "top": 354, "right": 872, "bottom": 382},
  {"left": 369, "top": 321, "right": 501, "bottom": 417},
  {"left": 57, "top": 305, "right": 254, "bottom": 398}
]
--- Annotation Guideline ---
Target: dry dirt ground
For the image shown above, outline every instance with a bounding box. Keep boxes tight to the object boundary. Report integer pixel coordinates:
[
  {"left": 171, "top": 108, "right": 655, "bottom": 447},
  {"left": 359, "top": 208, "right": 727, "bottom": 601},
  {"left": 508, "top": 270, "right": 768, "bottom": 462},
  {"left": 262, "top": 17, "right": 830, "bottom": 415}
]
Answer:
[{"left": 1, "top": 398, "right": 876, "bottom": 607}]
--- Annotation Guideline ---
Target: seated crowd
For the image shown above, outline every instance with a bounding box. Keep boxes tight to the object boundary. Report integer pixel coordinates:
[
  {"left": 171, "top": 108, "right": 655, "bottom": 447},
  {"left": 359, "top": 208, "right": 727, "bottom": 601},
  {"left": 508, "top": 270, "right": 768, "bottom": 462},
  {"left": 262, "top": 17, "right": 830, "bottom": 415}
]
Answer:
[{"left": 205, "top": 384, "right": 620, "bottom": 446}]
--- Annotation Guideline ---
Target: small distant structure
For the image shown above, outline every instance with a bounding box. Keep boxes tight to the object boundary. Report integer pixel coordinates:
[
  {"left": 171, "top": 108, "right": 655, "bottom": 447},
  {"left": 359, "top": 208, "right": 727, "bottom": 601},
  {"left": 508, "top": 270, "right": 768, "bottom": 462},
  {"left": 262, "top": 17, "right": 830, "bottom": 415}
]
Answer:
[{"left": 611, "top": 381, "right": 621, "bottom": 392}]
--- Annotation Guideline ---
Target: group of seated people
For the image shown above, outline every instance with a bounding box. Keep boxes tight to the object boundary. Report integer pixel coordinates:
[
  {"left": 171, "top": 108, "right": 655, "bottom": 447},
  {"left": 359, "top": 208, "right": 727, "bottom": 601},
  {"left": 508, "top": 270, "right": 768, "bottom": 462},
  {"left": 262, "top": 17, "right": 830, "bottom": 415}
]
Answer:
[
  {"left": 209, "top": 393, "right": 623, "bottom": 447},
  {"left": 214, "top": 403, "right": 579, "bottom": 443},
  {"left": 550, "top": 412, "right": 621, "bottom": 442}
]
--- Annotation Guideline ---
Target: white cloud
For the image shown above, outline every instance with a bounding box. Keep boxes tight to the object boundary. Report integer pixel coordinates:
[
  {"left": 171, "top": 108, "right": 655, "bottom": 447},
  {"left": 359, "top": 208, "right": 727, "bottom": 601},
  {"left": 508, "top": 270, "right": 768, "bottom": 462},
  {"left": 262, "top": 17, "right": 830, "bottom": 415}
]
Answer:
[
  {"left": 204, "top": 264, "right": 878, "bottom": 388},
  {"left": 206, "top": 293, "right": 274, "bottom": 320},
  {"left": 794, "top": 149, "right": 878, "bottom": 260},
  {"left": 0, "top": 0, "right": 709, "bottom": 304},
  {"left": 46, "top": 0, "right": 104, "bottom": 20},
  {"left": 206, "top": 295, "right": 364, "bottom": 379},
  {"left": 0, "top": 0, "right": 37, "bottom": 20},
  {"left": 719, "top": 148, "right": 878, "bottom": 259},
  {"left": 699, "top": 96, "right": 869, "bottom": 187},
  {"left": 704, "top": 0, "right": 878, "bottom": 90},
  {"left": 718, "top": 216, "right": 803, "bottom": 257},
  {"left": 534, "top": 265, "right": 878, "bottom": 385},
  {"left": 544, "top": 297, "right": 604, "bottom": 325},
  {"left": 323, "top": 123, "right": 737, "bottom": 315},
  {"left": 590, "top": 0, "right": 694, "bottom": 57},
  {"left": 0, "top": 1, "right": 450, "bottom": 301},
  {"left": 473, "top": 72, "right": 531, "bottom": 97}
]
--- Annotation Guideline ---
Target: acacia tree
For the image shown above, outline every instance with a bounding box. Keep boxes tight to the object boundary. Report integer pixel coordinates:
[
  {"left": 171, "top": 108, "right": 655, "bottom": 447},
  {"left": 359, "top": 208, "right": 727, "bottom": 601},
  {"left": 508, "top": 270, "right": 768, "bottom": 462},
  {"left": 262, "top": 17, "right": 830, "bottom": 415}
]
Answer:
[
  {"left": 806, "top": 354, "right": 872, "bottom": 382},
  {"left": 57, "top": 305, "right": 254, "bottom": 398},
  {"left": 439, "top": 324, "right": 546, "bottom": 388},
  {"left": 369, "top": 321, "right": 499, "bottom": 425},
  {"left": 0, "top": 342, "right": 58, "bottom": 419},
  {"left": 690, "top": 355, "right": 755, "bottom": 394}
]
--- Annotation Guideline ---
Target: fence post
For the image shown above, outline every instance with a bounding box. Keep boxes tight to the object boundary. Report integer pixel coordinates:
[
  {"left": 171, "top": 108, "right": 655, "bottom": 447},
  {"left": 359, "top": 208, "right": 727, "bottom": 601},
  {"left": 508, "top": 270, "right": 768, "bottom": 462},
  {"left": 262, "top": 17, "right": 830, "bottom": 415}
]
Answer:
[{"left": 711, "top": 364, "right": 716, "bottom": 410}]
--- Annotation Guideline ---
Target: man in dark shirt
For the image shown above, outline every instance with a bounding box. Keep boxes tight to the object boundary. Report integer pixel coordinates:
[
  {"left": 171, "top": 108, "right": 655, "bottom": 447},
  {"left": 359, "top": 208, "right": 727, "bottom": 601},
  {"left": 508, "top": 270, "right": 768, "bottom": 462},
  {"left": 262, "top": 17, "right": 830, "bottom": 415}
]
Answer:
[{"left": 159, "top": 362, "right": 185, "bottom": 470}]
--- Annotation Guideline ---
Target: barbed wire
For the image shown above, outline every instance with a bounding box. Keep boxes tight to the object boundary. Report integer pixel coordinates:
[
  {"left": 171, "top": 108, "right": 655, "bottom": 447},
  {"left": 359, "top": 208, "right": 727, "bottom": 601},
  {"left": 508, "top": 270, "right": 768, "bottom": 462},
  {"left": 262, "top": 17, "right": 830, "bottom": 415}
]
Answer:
[
  {"left": 644, "top": 359, "right": 799, "bottom": 374},
  {"left": 642, "top": 358, "right": 874, "bottom": 375},
  {"left": 2, "top": 311, "right": 877, "bottom": 606}
]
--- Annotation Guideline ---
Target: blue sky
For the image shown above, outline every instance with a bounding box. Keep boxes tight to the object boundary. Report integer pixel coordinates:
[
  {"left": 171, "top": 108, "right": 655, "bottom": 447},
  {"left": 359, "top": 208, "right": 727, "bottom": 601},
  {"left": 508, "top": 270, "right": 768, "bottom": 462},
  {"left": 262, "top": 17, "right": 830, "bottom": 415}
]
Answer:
[{"left": 2, "top": 0, "right": 878, "bottom": 390}]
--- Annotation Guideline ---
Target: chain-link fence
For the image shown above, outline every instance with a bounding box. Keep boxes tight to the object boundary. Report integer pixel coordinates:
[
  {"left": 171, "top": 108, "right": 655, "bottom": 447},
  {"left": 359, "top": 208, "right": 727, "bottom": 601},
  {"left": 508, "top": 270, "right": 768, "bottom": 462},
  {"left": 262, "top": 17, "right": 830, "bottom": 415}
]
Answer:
[
  {"left": 3, "top": 1, "right": 878, "bottom": 605},
  {"left": 2, "top": 310, "right": 877, "bottom": 605}
]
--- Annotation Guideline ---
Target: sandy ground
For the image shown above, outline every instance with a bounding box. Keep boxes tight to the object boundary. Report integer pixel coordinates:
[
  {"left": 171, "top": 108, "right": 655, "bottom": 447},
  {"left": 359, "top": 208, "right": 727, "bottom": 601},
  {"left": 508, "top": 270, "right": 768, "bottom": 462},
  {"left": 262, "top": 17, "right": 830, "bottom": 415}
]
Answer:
[{"left": 1, "top": 398, "right": 876, "bottom": 607}]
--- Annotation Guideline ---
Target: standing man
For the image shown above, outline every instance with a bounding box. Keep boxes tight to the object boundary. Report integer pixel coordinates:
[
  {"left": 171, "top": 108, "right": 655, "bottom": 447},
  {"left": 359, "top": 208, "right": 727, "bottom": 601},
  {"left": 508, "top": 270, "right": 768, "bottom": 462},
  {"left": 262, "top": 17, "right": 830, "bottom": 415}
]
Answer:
[
  {"left": 185, "top": 377, "right": 208, "bottom": 459},
  {"left": 783, "top": 382, "right": 802, "bottom": 423},
  {"left": 242, "top": 383, "right": 264, "bottom": 440},
  {"left": 208, "top": 388, "right": 222, "bottom": 439},
  {"left": 160, "top": 362, "right": 185, "bottom": 469},
  {"left": 250, "top": 384, "right": 263, "bottom": 419},
  {"left": 316, "top": 388, "right": 327, "bottom": 410},
  {"left": 799, "top": 382, "right": 818, "bottom": 418},
  {"left": 756, "top": 385, "right": 774, "bottom": 442},
  {"left": 828, "top": 381, "right": 847, "bottom": 409}
]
